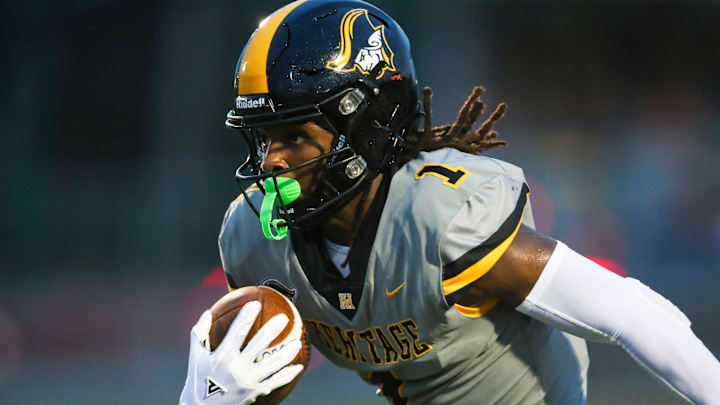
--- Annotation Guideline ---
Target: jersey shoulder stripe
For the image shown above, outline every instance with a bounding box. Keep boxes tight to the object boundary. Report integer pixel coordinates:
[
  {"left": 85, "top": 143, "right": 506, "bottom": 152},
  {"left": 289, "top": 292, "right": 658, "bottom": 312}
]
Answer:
[{"left": 442, "top": 182, "right": 529, "bottom": 303}]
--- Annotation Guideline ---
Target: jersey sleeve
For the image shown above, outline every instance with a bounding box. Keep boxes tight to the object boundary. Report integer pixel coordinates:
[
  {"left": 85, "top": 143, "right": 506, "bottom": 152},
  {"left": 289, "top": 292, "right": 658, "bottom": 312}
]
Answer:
[
  {"left": 218, "top": 187, "right": 263, "bottom": 290},
  {"left": 440, "top": 173, "right": 529, "bottom": 305}
]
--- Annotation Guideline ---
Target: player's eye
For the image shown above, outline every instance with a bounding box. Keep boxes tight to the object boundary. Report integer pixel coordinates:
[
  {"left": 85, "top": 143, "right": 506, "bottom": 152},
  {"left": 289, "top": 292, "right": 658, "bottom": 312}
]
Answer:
[{"left": 288, "top": 133, "right": 308, "bottom": 145}]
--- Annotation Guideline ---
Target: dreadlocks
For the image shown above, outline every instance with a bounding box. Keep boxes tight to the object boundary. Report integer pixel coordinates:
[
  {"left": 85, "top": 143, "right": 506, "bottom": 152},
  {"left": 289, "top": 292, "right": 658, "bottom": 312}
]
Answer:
[{"left": 395, "top": 86, "right": 508, "bottom": 169}]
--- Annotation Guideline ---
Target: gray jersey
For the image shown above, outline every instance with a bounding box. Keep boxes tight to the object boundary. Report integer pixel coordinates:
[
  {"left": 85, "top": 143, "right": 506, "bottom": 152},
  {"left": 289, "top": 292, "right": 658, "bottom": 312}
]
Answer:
[{"left": 220, "top": 148, "right": 589, "bottom": 404}]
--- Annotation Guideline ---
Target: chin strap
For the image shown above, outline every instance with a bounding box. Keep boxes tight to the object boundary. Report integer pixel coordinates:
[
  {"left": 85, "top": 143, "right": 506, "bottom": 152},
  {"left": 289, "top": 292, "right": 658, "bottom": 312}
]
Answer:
[{"left": 260, "top": 177, "right": 301, "bottom": 240}]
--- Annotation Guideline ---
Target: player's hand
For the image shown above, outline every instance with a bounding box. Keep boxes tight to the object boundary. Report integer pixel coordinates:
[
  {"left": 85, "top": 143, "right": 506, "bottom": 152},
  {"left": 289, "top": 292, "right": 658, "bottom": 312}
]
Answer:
[{"left": 179, "top": 301, "right": 304, "bottom": 405}]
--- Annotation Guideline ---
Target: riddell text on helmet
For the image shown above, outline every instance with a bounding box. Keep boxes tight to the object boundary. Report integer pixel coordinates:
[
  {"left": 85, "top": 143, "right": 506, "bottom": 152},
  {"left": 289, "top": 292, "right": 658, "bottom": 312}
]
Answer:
[{"left": 236, "top": 95, "right": 269, "bottom": 110}]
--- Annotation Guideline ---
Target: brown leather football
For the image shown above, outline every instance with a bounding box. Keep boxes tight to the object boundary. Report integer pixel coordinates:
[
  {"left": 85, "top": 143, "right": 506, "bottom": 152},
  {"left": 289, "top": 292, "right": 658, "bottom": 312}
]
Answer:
[{"left": 209, "top": 286, "right": 309, "bottom": 404}]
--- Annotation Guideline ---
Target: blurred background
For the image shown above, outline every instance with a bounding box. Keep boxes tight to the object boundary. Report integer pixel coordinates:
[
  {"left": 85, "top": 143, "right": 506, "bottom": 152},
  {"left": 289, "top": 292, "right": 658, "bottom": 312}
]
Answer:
[{"left": 2, "top": 0, "right": 719, "bottom": 403}]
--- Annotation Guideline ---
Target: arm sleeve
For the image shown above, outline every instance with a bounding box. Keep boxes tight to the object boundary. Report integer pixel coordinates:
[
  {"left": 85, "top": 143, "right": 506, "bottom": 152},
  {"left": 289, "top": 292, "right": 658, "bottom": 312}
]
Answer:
[
  {"left": 440, "top": 174, "right": 529, "bottom": 305},
  {"left": 517, "top": 241, "right": 720, "bottom": 405}
]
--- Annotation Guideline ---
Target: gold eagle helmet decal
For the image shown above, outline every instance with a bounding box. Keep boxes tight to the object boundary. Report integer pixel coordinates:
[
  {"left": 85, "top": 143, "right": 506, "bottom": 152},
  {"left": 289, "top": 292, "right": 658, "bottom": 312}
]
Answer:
[{"left": 326, "top": 8, "right": 396, "bottom": 79}]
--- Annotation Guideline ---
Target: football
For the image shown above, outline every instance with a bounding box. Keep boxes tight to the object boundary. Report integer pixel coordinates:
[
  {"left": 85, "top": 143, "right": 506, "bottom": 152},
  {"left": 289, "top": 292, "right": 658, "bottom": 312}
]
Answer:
[{"left": 209, "top": 286, "right": 309, "bottom": 404}]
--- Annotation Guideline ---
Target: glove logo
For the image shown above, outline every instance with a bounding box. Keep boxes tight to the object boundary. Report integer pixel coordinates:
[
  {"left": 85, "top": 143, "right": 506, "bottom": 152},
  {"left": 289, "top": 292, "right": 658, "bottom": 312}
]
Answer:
[
  {"left": 326, "top": 9, "right": 396, "bottom": 79},
  {"left": 205, "top": 377, "right": 226, "bottom": 398}
]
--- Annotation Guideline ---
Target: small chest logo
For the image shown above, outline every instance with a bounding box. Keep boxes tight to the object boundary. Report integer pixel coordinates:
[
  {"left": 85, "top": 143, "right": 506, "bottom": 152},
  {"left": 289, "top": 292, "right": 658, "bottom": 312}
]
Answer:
[
  {"left": 385, "top": 281, "right": 406, "bottom": 299},
  {"left": 338, "top": 293, "right": 355, "bottom": 310},
  {"left": 326, "top": 8, "right": 396, "bottom": 79}
]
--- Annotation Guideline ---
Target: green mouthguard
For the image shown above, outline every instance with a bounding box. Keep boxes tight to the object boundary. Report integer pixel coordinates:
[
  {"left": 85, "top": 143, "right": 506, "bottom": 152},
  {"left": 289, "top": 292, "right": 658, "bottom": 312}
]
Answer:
[{"left": 259, "top": 177, "right": 301, "bottom": 240}]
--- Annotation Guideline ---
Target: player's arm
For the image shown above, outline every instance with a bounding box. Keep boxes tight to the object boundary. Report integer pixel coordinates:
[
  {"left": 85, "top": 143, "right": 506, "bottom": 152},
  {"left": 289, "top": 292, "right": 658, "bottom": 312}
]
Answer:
[{"left": 464, "top": 225, "right": 720, "bottom": 405}]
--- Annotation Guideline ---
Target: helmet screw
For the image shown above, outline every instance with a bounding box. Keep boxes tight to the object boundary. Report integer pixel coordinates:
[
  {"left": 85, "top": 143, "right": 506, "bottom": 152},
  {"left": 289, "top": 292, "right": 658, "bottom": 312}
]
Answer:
[
  {"left": 345, "top": 156, "right": 367, "bottom": 179},
  {"left": 338, "top": 88, "right": 365, "bottom": 115}
]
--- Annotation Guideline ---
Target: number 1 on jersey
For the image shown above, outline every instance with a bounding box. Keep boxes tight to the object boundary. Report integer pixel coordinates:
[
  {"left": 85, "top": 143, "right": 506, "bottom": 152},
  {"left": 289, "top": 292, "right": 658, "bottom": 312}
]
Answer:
[{"left": 414, "top": 164, "right": 469, "bottom": 189}]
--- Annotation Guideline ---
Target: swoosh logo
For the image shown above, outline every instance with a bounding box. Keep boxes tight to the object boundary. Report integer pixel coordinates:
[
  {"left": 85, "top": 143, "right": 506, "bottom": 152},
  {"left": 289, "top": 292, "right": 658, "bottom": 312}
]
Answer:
[{"left": 385, "top": 281, "right": 406, "bottom": 299}]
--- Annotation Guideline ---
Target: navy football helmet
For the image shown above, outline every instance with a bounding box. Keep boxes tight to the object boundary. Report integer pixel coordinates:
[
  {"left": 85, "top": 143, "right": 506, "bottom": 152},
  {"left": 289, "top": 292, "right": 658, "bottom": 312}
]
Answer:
[{"left": 226, "top": 0, "right": 420, "bottom": 230}]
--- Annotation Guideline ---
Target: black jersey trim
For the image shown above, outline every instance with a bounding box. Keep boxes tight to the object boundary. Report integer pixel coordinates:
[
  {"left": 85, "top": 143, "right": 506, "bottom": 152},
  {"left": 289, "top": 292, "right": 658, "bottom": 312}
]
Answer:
[
  {"left": 225, "top": 271, "right": 239, "bottom": 291},
  {"left": 442, "top": 183, "right": 529, "bottom": 300}
]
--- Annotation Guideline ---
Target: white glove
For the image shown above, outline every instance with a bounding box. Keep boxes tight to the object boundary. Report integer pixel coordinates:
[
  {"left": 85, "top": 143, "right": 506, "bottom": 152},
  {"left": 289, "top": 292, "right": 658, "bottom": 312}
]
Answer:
[{"left": 179, "top": 301, "right": 304, "bottom": 405}]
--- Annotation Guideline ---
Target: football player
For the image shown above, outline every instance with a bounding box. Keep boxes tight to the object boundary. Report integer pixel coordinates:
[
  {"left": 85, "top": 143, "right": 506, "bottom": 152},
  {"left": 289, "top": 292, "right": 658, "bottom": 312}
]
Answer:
[{"left": 180, "top": 0, "right": 720, "bottom": 404}]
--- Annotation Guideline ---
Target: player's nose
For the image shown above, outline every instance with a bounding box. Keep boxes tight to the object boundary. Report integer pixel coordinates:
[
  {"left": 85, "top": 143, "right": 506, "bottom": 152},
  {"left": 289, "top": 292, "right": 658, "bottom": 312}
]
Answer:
[{"left": 261, "top": 141, "right": 290, "bottom": 173}]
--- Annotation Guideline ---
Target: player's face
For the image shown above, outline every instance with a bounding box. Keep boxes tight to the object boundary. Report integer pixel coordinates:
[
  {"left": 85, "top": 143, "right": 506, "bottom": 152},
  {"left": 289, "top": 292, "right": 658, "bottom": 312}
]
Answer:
[{"left": 259, "top": 122, "right": 334, "bottom": 194}]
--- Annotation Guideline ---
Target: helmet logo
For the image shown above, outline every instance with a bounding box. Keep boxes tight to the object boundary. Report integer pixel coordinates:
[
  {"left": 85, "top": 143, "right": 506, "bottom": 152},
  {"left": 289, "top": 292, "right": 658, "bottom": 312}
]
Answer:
[{"left": 326, "top": 9, "right": 396, "bottom": 79}]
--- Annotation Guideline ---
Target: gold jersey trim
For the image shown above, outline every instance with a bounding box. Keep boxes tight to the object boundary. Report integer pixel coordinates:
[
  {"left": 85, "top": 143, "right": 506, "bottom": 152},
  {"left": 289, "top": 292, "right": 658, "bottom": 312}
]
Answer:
[
  {"left": 442, "top": 195, "right": 528, "bottom": 296},
  {"left": 454, "top": 298, "right": 500, "bottom": 318}
]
